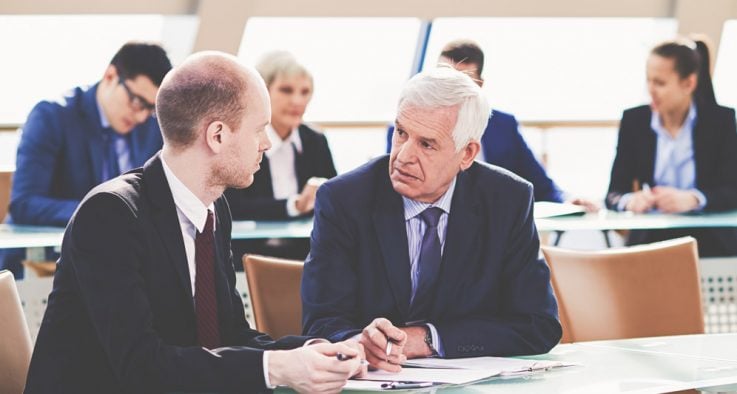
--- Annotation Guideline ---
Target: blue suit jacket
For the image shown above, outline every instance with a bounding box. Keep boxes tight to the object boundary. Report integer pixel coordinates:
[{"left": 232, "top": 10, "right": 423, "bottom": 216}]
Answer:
[
  {"left": 10, "top": 83, "right": 162, "bottom": 225},
  {"left": 302, "top": 156, "right": 561, "bottom": 358},
  {"left": 1, "top": 84, "right": 162, "bottom": 276},
  {"left": 387, "top": 110, "right": 563, "bottom": 202}
]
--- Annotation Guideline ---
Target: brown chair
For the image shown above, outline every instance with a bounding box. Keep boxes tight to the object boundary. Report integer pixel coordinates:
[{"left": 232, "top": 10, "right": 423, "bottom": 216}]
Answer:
[
  {"left": 243, "top": 254, "right": 304, "bottom": 339},
  {"left": 0, "top": 270, "right": 33, "bottom": 394},
  {"left": 542, "top": 237, "right": 704, "bottom": 343},
  {"left": 0, "top": 171, "right": 12, "bottom": 221}
]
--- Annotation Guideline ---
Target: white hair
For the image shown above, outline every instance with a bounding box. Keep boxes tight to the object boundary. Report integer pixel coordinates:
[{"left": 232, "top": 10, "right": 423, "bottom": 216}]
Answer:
[
  {"left": 397, "top": 65, "right": 489, "bottom": 151},
  {"left": 255, "top": 50, "right": 313, "bottom": 89}
]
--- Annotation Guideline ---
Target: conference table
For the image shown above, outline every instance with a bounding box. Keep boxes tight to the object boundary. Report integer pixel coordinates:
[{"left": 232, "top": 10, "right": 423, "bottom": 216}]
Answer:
[
  {"left": 276, "top": 333, "right": 737, "bottom": 393},
  {"left": 4, "top": 207, "right": 737, "bottom": 261}
]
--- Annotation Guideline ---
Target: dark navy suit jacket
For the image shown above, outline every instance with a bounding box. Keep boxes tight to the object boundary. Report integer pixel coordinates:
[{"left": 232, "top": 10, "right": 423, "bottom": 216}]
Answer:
[
  {"left": 302, "top": 156, "right": 561, "bottom": 358},
  {"left": 1, "top": 84, "right": 162, "bottom": 276},
  {"left": 606, "top": 104, "right": 737, "bottom": 257},
  {"left": 387, "top": 110, "right": 563, "bottom": 202},
  {"left": 26, "top": 155, "right": 308, "bottom": 393}
]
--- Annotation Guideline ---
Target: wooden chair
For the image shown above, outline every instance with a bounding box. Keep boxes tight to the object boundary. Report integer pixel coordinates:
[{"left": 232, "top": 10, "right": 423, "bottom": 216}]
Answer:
[
  {"left": 243, "top": 254, "right": 304, "bottom": 339},
  {"left": 0, "top": 171, "right": 12, "bottom": 222},
  {"left": 0, "top": 270, "right": 33, "bottom": 394},
  {"left": 543, "top": 237, "right": 704, "bottom": 343}
]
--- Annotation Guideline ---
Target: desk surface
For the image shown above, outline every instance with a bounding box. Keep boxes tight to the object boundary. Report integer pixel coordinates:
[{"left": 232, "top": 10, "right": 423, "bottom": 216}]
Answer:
[
  {"left": 278, "top": 333, "right": 737, "bottom": 393},
  {"left": 4, "top": 207, "right": 737, "bottom": 250}
]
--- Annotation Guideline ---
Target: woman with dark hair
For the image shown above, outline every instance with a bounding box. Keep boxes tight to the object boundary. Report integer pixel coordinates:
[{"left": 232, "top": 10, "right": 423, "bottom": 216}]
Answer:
[{"left": 606, "top": 37, "right": 737, "bottom": 257}]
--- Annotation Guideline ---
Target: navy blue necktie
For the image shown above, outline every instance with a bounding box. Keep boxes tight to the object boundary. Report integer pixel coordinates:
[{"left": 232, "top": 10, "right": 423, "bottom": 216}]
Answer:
[
  {"left": 409, "top": 207, "right": 443, "bottom": 322},
  {"left": 101, "top": 128, "right": 120, "bottom": 182}
]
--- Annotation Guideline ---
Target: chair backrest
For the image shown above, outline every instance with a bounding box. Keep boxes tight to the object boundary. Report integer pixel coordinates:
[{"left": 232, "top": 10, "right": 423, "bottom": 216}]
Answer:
[
  {"left": 243, "top": 254, "right": 304, "bottom": 339},
  {"left": 0, "top": 270, "right": 33, "bottom": 394},
  {"left": 542, "top": 237, "right": 704, "bottom": 343},
  {"left": 0, "top": 171, "right": 12, "bottom": 221}
]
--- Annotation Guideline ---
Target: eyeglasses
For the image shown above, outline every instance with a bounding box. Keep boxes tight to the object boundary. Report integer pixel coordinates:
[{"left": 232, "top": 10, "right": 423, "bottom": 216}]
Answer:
[{"left": 118, "top": 78, "right": 156, "bottom": 113}]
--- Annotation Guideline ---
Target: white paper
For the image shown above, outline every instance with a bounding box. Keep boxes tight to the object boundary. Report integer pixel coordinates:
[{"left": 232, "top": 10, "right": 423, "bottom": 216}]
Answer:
[
  {"left": 355, "top": 367, "right": 500, "bottom": 385},
  {"left": 403, "top": 356, "right": 575, "bottom": 374}
]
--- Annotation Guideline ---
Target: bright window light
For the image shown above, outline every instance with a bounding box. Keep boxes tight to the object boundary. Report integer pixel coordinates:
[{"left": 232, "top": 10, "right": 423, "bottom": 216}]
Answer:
[
  {"left": 0, "top": 15, "right": 198, "bottom": 124},
  {"left": 238, "top": 17, "right": 422, "bottom": 123}
]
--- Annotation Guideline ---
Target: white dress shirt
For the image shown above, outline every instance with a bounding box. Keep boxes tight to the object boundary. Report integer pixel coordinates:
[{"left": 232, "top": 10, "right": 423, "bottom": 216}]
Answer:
[
  {"left": 161, "top": 157, "right": 274, "bottom": 387},
  {"left": 265, "top": 125, "right": 303, "bottom": 217}
]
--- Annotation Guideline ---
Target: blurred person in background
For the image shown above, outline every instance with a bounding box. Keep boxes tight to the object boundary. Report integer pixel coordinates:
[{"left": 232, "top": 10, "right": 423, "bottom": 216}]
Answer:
[{"left": 606, "top": 37, "right": 737, "bottom": 257}]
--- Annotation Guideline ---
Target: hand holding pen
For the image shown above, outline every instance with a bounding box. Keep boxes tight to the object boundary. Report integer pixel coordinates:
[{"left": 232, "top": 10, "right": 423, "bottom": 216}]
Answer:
[
  {"left": 626, "top": 181, "right": 656, "bottom": 213},
  {"left": 358, "top": 317, "right": 407, "bottom": 372}
]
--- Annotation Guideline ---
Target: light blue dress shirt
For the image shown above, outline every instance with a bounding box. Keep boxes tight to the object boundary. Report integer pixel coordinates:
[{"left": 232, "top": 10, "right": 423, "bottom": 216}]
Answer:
[
  {"left": 401, "top": 176, "right": 457, "bottom": 356},
  {"left": 97, "top": 100, "right": 132, "bottom": 176}
]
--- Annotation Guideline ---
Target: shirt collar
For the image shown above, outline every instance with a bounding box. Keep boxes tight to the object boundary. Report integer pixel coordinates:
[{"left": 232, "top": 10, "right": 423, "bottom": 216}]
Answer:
[
  {"left": 402, "top": 176, "right": 457, "bottom": 221},
  {"left": 650, "top": 102, "right": 698, "bottom": 141},
  {"left": 160, "top": 156, "right": 216, "bottom": 233},
  {"left": 265, "top": 124, "right": 302, "bottom": 159}
]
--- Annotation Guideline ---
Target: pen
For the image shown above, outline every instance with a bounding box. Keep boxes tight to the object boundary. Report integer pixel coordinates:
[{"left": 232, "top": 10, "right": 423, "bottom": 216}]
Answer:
[
  {"left": 336, "top": 352, "right": 369, "bottom": 366},
  {"left": 381, "top": 381, "right": 433, "bottom": 390},
  {"left": 642, "top": 182, "right": 651, "bottom": 193}
]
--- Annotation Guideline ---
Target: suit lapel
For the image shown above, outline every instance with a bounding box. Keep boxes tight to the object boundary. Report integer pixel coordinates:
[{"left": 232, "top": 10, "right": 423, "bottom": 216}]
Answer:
[
  {"left": 433, "top": 170, "right": 482, "bottom": 316},
  {"left": 82, "top": 85, "right": 105, "bottom": 184},
  {"left": 642, "top": 111, "right": 657, "bottom": 185},
  {"left": 691, "top": 106, "right": 708, "bottom": 186},
  {"left": 143, "top": 155, "right": 195, "bottom": 305},
  {"left": 372, "top": 175, "right": 412, "bottom": 318}
]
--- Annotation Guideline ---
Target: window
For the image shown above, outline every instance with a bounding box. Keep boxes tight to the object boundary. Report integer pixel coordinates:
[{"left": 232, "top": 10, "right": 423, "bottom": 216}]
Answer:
[
  {"left": 238, "top": 17, "right": 422, "bottom": 122},
  {"left": 0, "top": 15, "right": 198, "bottom": 124},
  {"left": 425, "top": 17, "right": 677, "bottom": 121},
  {"left": 714, "top": 20, "right": 737, "bottom": 110}
]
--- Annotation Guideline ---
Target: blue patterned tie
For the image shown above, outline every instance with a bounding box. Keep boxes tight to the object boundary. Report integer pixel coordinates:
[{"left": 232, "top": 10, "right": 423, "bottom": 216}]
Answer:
[{"left": 409, "top": 207, "right": 443, "bottom": 322}]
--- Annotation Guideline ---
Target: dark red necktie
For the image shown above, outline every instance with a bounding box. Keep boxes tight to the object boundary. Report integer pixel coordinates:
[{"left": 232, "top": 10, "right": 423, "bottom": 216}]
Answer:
[{"left": 195, "top": 210, "right": 220, "bottom": 349}]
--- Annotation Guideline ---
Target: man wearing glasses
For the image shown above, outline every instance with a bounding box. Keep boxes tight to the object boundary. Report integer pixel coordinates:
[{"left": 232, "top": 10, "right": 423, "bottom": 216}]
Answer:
[{"left": 0, "top": 42, "right": 172, "bottom": 277}]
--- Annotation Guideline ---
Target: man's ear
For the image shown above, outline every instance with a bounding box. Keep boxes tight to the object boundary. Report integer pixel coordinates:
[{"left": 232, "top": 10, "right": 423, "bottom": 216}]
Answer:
[
  {"left": 204, "top": 121, "right": 227, "bottom": 153},
  {"left": 459, "top": 140, "right": 481, "bottom": 171}
]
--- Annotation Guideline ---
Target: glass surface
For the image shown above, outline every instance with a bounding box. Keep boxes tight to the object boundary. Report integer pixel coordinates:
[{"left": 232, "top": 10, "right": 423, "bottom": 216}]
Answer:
[
  {"left": 581, "top": 333, "right": 737, "bottom": 364},
  {"left": 0, "top": 224, "right": 64, "bottom": 249},
  {"left": 536, "top": 209, "right": 737, "bottom": 232}
]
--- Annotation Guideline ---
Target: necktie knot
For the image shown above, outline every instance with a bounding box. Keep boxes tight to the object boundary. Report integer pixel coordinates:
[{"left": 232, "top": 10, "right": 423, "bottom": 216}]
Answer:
[
  {"left": 201, "top": 210, "right": 214, "bottom": 235},
  {"left": 419, "top": 207, "right": 443, "bottom": 228}
]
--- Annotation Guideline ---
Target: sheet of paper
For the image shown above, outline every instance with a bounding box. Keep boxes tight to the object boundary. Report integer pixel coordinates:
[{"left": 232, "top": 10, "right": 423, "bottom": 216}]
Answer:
[
  {"left": 403, "top": 356, "right": 575, "bottom": 374},
  {"left": 355, "top": 367, "right": 500, "bottom": 385}
]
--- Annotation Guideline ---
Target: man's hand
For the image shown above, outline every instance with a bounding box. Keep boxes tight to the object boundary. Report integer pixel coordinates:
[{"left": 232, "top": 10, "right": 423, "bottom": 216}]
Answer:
[
  {"left": 358, "top": 318, "right": 407, "bottom": 372},
  {"left": 268, "top": 342, "right": 364, "bottom": 393},
  {"left": 567, "top": 197, "right": 600, "bottom": 213},
  {"left": 398, "top": 326, "right": 434, "bottom": 359},
  {"left": 652, "top": 186, "right": 700, "bottom": 213},
  {"left": 625, "top": 190, "right": 656, "bottom": 213},
  {"left": 295, "top": 177, "right": 327, "bottom": 214}
]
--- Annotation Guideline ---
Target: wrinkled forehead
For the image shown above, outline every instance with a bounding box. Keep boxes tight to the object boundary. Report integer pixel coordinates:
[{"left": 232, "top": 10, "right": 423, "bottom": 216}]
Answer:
[{"left": 396, "top": 104, "right": 459, "bottom": 137}]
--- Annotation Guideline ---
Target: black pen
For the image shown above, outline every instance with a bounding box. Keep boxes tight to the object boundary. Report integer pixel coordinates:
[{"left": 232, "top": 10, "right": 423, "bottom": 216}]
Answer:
[
  {"left": 336, "top": 352, "right": 369, "bottom": 365},
  {"left": 381, "top": 381, "right": 433, "bottom": 389}
]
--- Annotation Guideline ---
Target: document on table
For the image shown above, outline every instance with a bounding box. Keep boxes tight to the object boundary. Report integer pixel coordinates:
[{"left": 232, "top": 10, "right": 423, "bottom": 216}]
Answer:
[
  {"left": 403, "top": 356, "right": 577, "bottom": 375},
  {"left": 354, "top": 367, "right": 501, "bottom": 384},
  {"left": 533, "top": 201, "right": 586, "bottom": 218}
]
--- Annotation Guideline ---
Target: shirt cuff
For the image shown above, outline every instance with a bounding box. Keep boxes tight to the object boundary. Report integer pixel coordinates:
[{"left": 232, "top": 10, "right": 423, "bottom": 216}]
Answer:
[
  {"left": 286, "top": 195, "right": 301, "bottom": 217},
  {"left": 263, "top": 351, "right": 275, "bottom": 389},
  {"left": 425, "top": 323, "right": 445, "bottom": 357},
  {"left": 617, "top": 192, "right": 634, "bottom": 212},
  {"left": 690, "top": 189, "right": 707, "bottom": 211},
  {"left": 304, "top": 338, "right": 330, "bottom": 346}
]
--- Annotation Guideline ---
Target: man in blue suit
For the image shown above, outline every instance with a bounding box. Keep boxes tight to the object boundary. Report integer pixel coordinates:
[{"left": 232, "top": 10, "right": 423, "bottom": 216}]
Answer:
[
  {"left": 1, "top": 42, "right": 171, "bottom": 277},
  {"left": 387, "top": 40, "right": 597, "bottom": 206},
  {"left": 302, "top": 66, "right": 561, "bottom": 370}
]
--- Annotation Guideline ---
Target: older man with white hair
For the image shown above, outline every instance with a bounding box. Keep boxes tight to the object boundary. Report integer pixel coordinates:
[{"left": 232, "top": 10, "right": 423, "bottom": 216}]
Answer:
[{"left": 302, "top": 66, "right": 561, "bottom": 370}]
